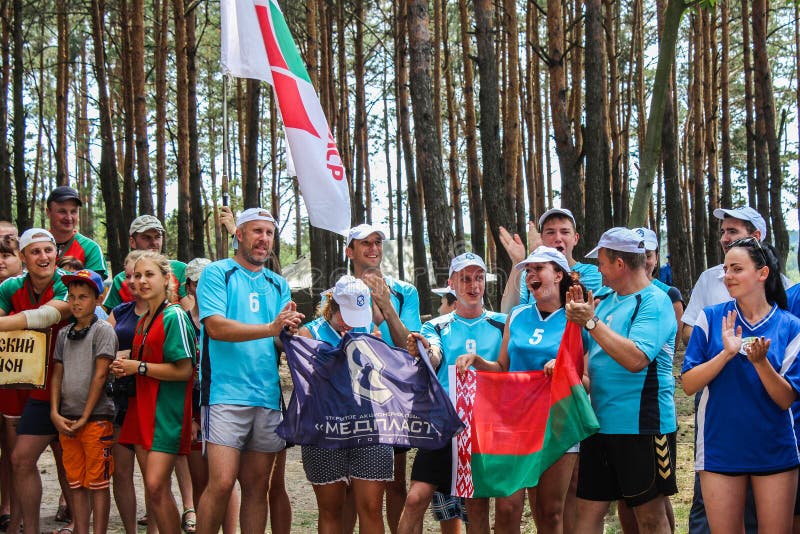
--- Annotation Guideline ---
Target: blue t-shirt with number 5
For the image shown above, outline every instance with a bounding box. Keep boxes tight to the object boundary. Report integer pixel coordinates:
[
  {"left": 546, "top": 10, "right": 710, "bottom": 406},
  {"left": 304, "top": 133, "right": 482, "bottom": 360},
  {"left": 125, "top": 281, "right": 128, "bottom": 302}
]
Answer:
[
  {"left": 507, "top": 304, "right": 567, "bottom": 372},
  {"left": 197, "top": 258, "right": 291, "bottom": 409},
  {"left": 420, "top": 310, "right": 506, "bottom": 392}
]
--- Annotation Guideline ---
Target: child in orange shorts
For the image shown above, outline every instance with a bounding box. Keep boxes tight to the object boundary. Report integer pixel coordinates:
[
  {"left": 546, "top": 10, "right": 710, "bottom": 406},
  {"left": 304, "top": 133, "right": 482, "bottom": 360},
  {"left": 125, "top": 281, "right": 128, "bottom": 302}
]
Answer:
[{"left": 50, "top": 270, "right": 118, "bottom": 534}]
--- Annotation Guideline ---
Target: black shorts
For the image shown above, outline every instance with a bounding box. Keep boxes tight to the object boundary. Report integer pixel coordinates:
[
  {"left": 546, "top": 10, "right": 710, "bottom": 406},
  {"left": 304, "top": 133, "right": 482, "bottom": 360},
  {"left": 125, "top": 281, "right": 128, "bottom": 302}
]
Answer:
[
  {"left": 17, "top": 398, "right": 58, "bottom": 436},
  {"left": 577, "top": 432, "right": 677, "bottom": 507},
  {"left": 410, "top": 442, "right": 453, "bottom": 495}
]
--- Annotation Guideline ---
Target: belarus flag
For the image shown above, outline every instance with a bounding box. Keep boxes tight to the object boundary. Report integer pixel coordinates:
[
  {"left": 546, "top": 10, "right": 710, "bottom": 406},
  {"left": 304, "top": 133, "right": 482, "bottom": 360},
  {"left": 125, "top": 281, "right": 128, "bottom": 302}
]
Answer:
[
  {"left": 221, "top": 0, "right": 351, "bottom": 236},
  {"left": 451, "top": 321, "right": 599, "bottom": 498}
]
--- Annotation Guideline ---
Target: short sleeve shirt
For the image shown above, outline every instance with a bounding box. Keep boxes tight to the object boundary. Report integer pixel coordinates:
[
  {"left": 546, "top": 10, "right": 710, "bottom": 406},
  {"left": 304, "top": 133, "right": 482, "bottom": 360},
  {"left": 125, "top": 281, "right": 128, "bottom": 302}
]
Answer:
[
  {"left": 197, "top": 258, "right": 291, "bottom": 409},
  {"left": 420, "top": 310, "right": 506, "bottom": 392},
  {"left": 584, "top": 284, "right": 677, "bottom": 435},
  {"left": 103, "top": 260, "right": 187, "bottom": 310},
  {"left": 683, "top": 301, "right": 800, "bottom": 472},
  {"left": 507, "top": 304, "right": 566, "bottom": 372},
  {"left": 53, "top": 319, "right": 117, "bottom": 419},
  {"left": 520, "top": 262, "right": 602, "bottom": 305},
  {"left": 0, "top": 271, "right": 69, "bottom": 400},
  {"left": 57, "top": 232, "right": 108, "bottom": 279},
  {"left": 378, "top": 276, "right": 422, "bottom": 346}
]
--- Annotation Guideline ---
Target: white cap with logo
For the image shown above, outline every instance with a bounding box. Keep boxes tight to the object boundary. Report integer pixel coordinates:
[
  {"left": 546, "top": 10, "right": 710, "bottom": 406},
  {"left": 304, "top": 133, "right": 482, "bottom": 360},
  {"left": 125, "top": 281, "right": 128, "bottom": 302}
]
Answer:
[
  {"left": 538, "top": 208, "right": 576, "bottom": 231},
  {"left": 347, "top": 224, "right": 387, "bottom": 245},
  {"left": 236, "top": 208, "right": 278, "bottom": 228},
  {"left": 449, "top": 252, "right": 487, "bottom": 278},
  {"left": 585, "top": 227, "right": 646, "bottom": 258},
  {"left": 712, "top": 206, "right": 767, "bottom": 238},
  {"left": 330, "top": 275, "right": 372, "bottom": 329},
  {"left": 19, "top": 228, "right": 56, "bottom": 252},
  {"left": 633, "top": 227, "right": 659, "bottom": 251},
  {"left": 515, "top": 246, "right": 571, "bottom": 273}
]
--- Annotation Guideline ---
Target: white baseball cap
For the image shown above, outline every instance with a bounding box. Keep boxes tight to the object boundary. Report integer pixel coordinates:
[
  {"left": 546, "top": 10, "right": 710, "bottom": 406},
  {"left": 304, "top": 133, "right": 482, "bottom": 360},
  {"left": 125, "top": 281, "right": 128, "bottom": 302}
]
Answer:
[
  {"left": 633, "top": 227, "right": 659, "bottom": 251},
  {"left": 515, "top": 246, "right": 571, "bottom": 273},
  {"left": 585, "top": 227, "right": 645, "bottom": 258},
  {"left": 330, "top": 275, "right": 372, "bottom": 328},
  {"left": 236, "top": 208, "right": 278, "bottom": 228},
  {"left": 432, "top": 287, "right": 457, "bottom": 297},
  {"left": 19, "top": 228, "right": 55, "bottom": 251},
  {"left": 347, "top": 224, "right": 387, "bottom": 245},
  {"left": 448, "top": 252, "right": 487, "bottom": 277},
  {"left": 713, "top": 206, "right": 767, "bottom": 238},
  {"left": 538, "top": 208, "right": 576, "bottom": 231}
]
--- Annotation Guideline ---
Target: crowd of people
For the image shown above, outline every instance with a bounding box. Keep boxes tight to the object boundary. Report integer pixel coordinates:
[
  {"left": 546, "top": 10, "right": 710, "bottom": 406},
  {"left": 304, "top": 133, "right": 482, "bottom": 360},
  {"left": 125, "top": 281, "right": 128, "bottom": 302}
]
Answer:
[{"left": 0, "top": 185, "right": 799, "bottom": 534}]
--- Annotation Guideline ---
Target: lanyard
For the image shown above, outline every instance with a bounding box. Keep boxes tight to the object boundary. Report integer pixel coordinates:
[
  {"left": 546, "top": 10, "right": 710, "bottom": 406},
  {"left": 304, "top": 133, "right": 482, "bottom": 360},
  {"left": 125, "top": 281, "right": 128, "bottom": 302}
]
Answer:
[{"left": 134, "top": 301, "right": 168, "bottom": 362}]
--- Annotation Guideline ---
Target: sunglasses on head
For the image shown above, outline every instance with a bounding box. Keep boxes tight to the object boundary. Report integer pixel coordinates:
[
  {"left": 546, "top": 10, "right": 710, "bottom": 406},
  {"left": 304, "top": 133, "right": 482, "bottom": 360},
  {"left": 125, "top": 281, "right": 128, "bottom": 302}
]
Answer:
[{"left": 728, "top": 237, "right": 768, "bottom": 264}]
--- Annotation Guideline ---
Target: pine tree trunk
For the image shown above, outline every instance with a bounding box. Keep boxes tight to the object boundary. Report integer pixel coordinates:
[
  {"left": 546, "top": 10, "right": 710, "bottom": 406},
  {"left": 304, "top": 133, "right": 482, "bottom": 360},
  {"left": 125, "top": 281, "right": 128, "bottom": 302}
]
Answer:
[
  {"left": 131, "top": 0, "right": 152, "bottom": 214},
  {"left": 703, "top": 7, "right": 720, "bottom": 267},
  {"left": 442, "top": 0, "right": 463, "bottom": 249},
  {"left": 55, "top": 0, "right": 69, "bottom": 187},
  {"left": 353, "top": 0, "right": 367, "bottom": 224},
  {"left": 742, "top": 0, "right": 757, "bottom": 207},
  {"left": 397, "top": 0, "right": 430, "bottom": 313},
  {"left": 502, "top": 0, "right": 520, "bottom": 232},
  {"left": 186, "top": 6, "right": 203, "bottom": 258},
  {"left": 0, "top": 0, "right": 10, "bottom": 220},
  {"left": 408, "top": 0, "right": 455, "bottom": 286},
  {"left": 583, "top": 0, "right": 608, "bottom": 249},
  {"left": 173, "top": 0, "right": 191, "bottom": 261},
  {"left": 120, "top": 0, "right": 137, "bottom": 226},
  {"left": 606, "top": 0, "right": 623, "bottom": 227},
  {"left": 691, "top": 13, "right": 708, "bottom": 275},
  {"left": 12, "top": 0, "right": 26, "bottom": 230},
  {"left": 458, "top": 0, "right": 484, "bottom": 256},
  {"left": 720, "top": 0, "right": 732, "bottom": 208},
  {"left": 154, "top": 0, "right": 168, "bottom": 222},
  {"left": 90, "top": 0, "right": 125, "bottom": 273},
  {"left": 751, "top": 0, "right": 788, "bottom": 263}
]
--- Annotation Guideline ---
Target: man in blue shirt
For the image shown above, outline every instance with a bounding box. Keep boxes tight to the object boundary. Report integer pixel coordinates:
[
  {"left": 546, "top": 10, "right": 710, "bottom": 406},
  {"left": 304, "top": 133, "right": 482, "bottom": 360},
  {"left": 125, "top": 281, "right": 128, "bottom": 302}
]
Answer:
[
  {"left": 565, "top": 227, "right": 677, "bottom": 534},
  {"left": 196, "top": 208, "right": 304, "bottom": 534},
  {"left": 497, "top": 208, "right": 602, "bottom": 313},
  {"left": 345, "top": 223, "right": 422, "bottom": 531}
]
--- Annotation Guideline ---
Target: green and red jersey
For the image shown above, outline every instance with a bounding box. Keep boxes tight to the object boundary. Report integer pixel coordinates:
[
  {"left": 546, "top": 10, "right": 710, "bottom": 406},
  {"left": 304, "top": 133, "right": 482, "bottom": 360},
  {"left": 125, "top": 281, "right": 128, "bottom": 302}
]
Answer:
[
  {"left": 118, "top": 303, "right": 195, "bottom": 454},
  {"left": 0, "top": 271, "right": 69, "bottom": 402},
  {"left": 103, "top": 260, "right": 187, "bottom": 310},
  {"left": 56, "top": 232, "right": 108, "bottom": 279}
]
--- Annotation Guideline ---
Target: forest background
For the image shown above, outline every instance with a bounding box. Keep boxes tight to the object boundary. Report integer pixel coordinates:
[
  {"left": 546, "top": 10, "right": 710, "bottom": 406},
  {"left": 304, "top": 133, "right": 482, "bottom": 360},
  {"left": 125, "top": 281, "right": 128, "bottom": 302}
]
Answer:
[{"left": 0, "top": 0, "right": 799, "bottom": 314}]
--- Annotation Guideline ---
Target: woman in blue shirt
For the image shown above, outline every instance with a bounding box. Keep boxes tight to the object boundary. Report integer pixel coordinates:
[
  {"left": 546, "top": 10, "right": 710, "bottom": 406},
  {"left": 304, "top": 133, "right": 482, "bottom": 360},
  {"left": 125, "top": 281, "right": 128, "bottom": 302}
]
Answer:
[
  {"left": 458, "top": 246, "right": 585, "bottom": 534},
  {"left": 682, "top": 238, "right": 800, "bottom": 533}
]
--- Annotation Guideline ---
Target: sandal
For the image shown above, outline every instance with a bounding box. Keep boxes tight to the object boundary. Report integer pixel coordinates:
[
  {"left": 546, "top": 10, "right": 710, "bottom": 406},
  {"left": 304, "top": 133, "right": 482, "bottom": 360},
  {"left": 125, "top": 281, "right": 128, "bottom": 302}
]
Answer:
[
  {"left": 181, "top": 509, "right": 196, "bottom": 534},
  {"left": 53, "top": 527, "right": 73, "bottom": 534},
  {"left": 0, "top": 514, "right": 9, "bottom": 532},
  {"left": 54, "top": 504, "right": 71, "bottom": 523},
  {"left": 137, "top": 514, "right": 148, "bottom": 526}
]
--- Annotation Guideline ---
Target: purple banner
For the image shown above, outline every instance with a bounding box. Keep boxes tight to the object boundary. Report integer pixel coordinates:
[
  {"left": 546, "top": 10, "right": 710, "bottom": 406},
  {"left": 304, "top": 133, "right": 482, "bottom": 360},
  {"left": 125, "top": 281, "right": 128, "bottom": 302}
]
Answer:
[{"left": 277, "top": 331, "right": 464, "bottom": 449}]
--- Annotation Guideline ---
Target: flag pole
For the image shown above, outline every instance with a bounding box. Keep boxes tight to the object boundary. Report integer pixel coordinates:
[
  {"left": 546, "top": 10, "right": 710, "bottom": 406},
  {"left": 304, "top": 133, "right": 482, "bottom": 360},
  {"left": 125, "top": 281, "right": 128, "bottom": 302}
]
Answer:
[{"left": 221, "top": 74, "right": 230, "bottom": 256}]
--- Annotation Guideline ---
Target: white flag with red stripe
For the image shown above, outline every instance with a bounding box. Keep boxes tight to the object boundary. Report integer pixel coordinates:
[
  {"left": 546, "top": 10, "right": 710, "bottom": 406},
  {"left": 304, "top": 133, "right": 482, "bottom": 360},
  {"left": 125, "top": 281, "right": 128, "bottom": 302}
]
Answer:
[{"left": 221, "top": 0, "right": 351, "bottom": 236}]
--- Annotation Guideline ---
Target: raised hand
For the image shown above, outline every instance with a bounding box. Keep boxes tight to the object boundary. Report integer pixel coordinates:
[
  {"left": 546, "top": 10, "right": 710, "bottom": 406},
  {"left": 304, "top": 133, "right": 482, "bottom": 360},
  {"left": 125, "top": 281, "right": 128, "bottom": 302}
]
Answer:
[
  {"left": 745, "top": 336, "right": 771, "bottom": 365},
  {"left": 498, "top": 226, "right": 528, "bottom": 264},
  {"left": 721, "top": 310, "right": 743, "bottom": 359}
]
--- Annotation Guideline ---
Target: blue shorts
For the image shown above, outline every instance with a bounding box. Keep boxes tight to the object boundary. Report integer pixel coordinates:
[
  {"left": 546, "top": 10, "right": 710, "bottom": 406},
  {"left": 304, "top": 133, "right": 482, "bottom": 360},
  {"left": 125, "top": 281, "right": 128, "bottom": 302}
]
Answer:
[{"left": 17, "top": 398, "right": 57, "bottom": 436}]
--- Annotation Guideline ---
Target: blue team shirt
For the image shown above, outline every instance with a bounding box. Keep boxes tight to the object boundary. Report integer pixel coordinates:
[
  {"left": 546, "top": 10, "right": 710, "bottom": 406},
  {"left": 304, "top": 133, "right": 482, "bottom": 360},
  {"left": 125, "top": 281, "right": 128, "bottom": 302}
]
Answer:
[
  {"left": 507, "top": 304, "right": 567, "bottom": 372},
  {"left": 304, "top": 316, "right": 370, "bottom": 345},
  {"left": 683, "top": 301, "right": 800, "bottom": 472},
  {"left": 377, "top": 276, "right": 422, "bottom": 346},
  {"left": 584, "top": 284, "right": 677, "bottom": 434},
  {"left": 197, "top": 258, "right": 291, "bottom": 409},
  {"left": 420, "top": 310, "right": 506, "bottom": 392},
  {"left": 519, "top": 262, "right": 602, "bottom": 305}
]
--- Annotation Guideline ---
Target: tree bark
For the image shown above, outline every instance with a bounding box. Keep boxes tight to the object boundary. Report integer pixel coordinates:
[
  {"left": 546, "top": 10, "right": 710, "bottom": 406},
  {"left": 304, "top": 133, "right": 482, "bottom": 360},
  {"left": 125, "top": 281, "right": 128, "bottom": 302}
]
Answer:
[
  {"left": 691, "top": 13, "right": 708, "bottom": 275},
  {"left": 173, "top": 0, "right": 191, "bottom": 261},
  {"left": 131, "top": 0, "right": 152, "bottom": 214},
  {"left": 720, "top": 0, "right": 732, "bottom": 208},
  {"left": 154, "top": 0, "right": 168, "bottom": 222},
  {"left": 741, "top": 0, "right": 756, "bottom": 208},
  {"left": 90, "top": 0, "right": 125, "bottom": 273},
  {"left": 583, "top": 0, "right": 608, "bottom": 250},
  {"left": 55, "top": 0, "right": 69, "bottom": 187},
  {"left": 502, "top": 0, "right": 520, "bottom": 231},
  {"left": 11, "top": 0, "right": 26, "bottom": 231},
  {"left": 408, "top": 0, "right": 455, "bottom": 286},
  {"left": 458, "top": 0, "right": 484, "bottom": 256},
  {"left": 751, "top": 0, "right": 788, "bottom": 264},
  {"left": 0, "top": 0, "right": 10, "bottom": 220},
  {"left": 629, "top": 0, "right": 689, "bottom": 227},
  {"left": 186, "top": 6, "right": 203, "bottom": 258},
  {"left": 442, "top": 0, "right": 463, "bottom": 249}
]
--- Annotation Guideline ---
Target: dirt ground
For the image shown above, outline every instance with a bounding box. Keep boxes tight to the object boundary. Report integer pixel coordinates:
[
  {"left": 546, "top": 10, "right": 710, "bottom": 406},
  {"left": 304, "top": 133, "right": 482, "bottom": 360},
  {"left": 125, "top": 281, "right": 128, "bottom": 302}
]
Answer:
[{"left": 35, "top": 358, "right": 695, "bottom": 533}]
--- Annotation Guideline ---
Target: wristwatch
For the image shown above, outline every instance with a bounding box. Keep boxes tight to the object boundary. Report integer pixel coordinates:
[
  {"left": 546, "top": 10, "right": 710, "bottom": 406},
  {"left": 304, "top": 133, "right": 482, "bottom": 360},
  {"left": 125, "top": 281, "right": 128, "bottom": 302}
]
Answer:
[
  {"left": 137, "top": 361, "right": 148, "bottom": 376},
  {"left": 585, "top": 316, "right": 600, "bottom": 331}
]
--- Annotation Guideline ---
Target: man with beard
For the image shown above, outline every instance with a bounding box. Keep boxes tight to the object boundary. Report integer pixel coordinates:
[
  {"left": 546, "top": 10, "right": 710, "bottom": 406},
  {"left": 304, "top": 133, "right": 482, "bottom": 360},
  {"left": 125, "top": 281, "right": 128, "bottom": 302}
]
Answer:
[{"left": 195, "top": 208, "right": 304, "bottom": 534}]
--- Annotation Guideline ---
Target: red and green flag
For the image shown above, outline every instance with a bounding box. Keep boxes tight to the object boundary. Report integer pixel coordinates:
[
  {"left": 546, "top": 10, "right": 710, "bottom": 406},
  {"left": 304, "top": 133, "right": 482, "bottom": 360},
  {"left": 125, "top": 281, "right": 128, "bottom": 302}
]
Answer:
[
  {"left": 450, "top": 321, "right": 599, "bottom": 498},
  {"left": 220, "top": 0, "right": 350, "bottom": 236}
]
